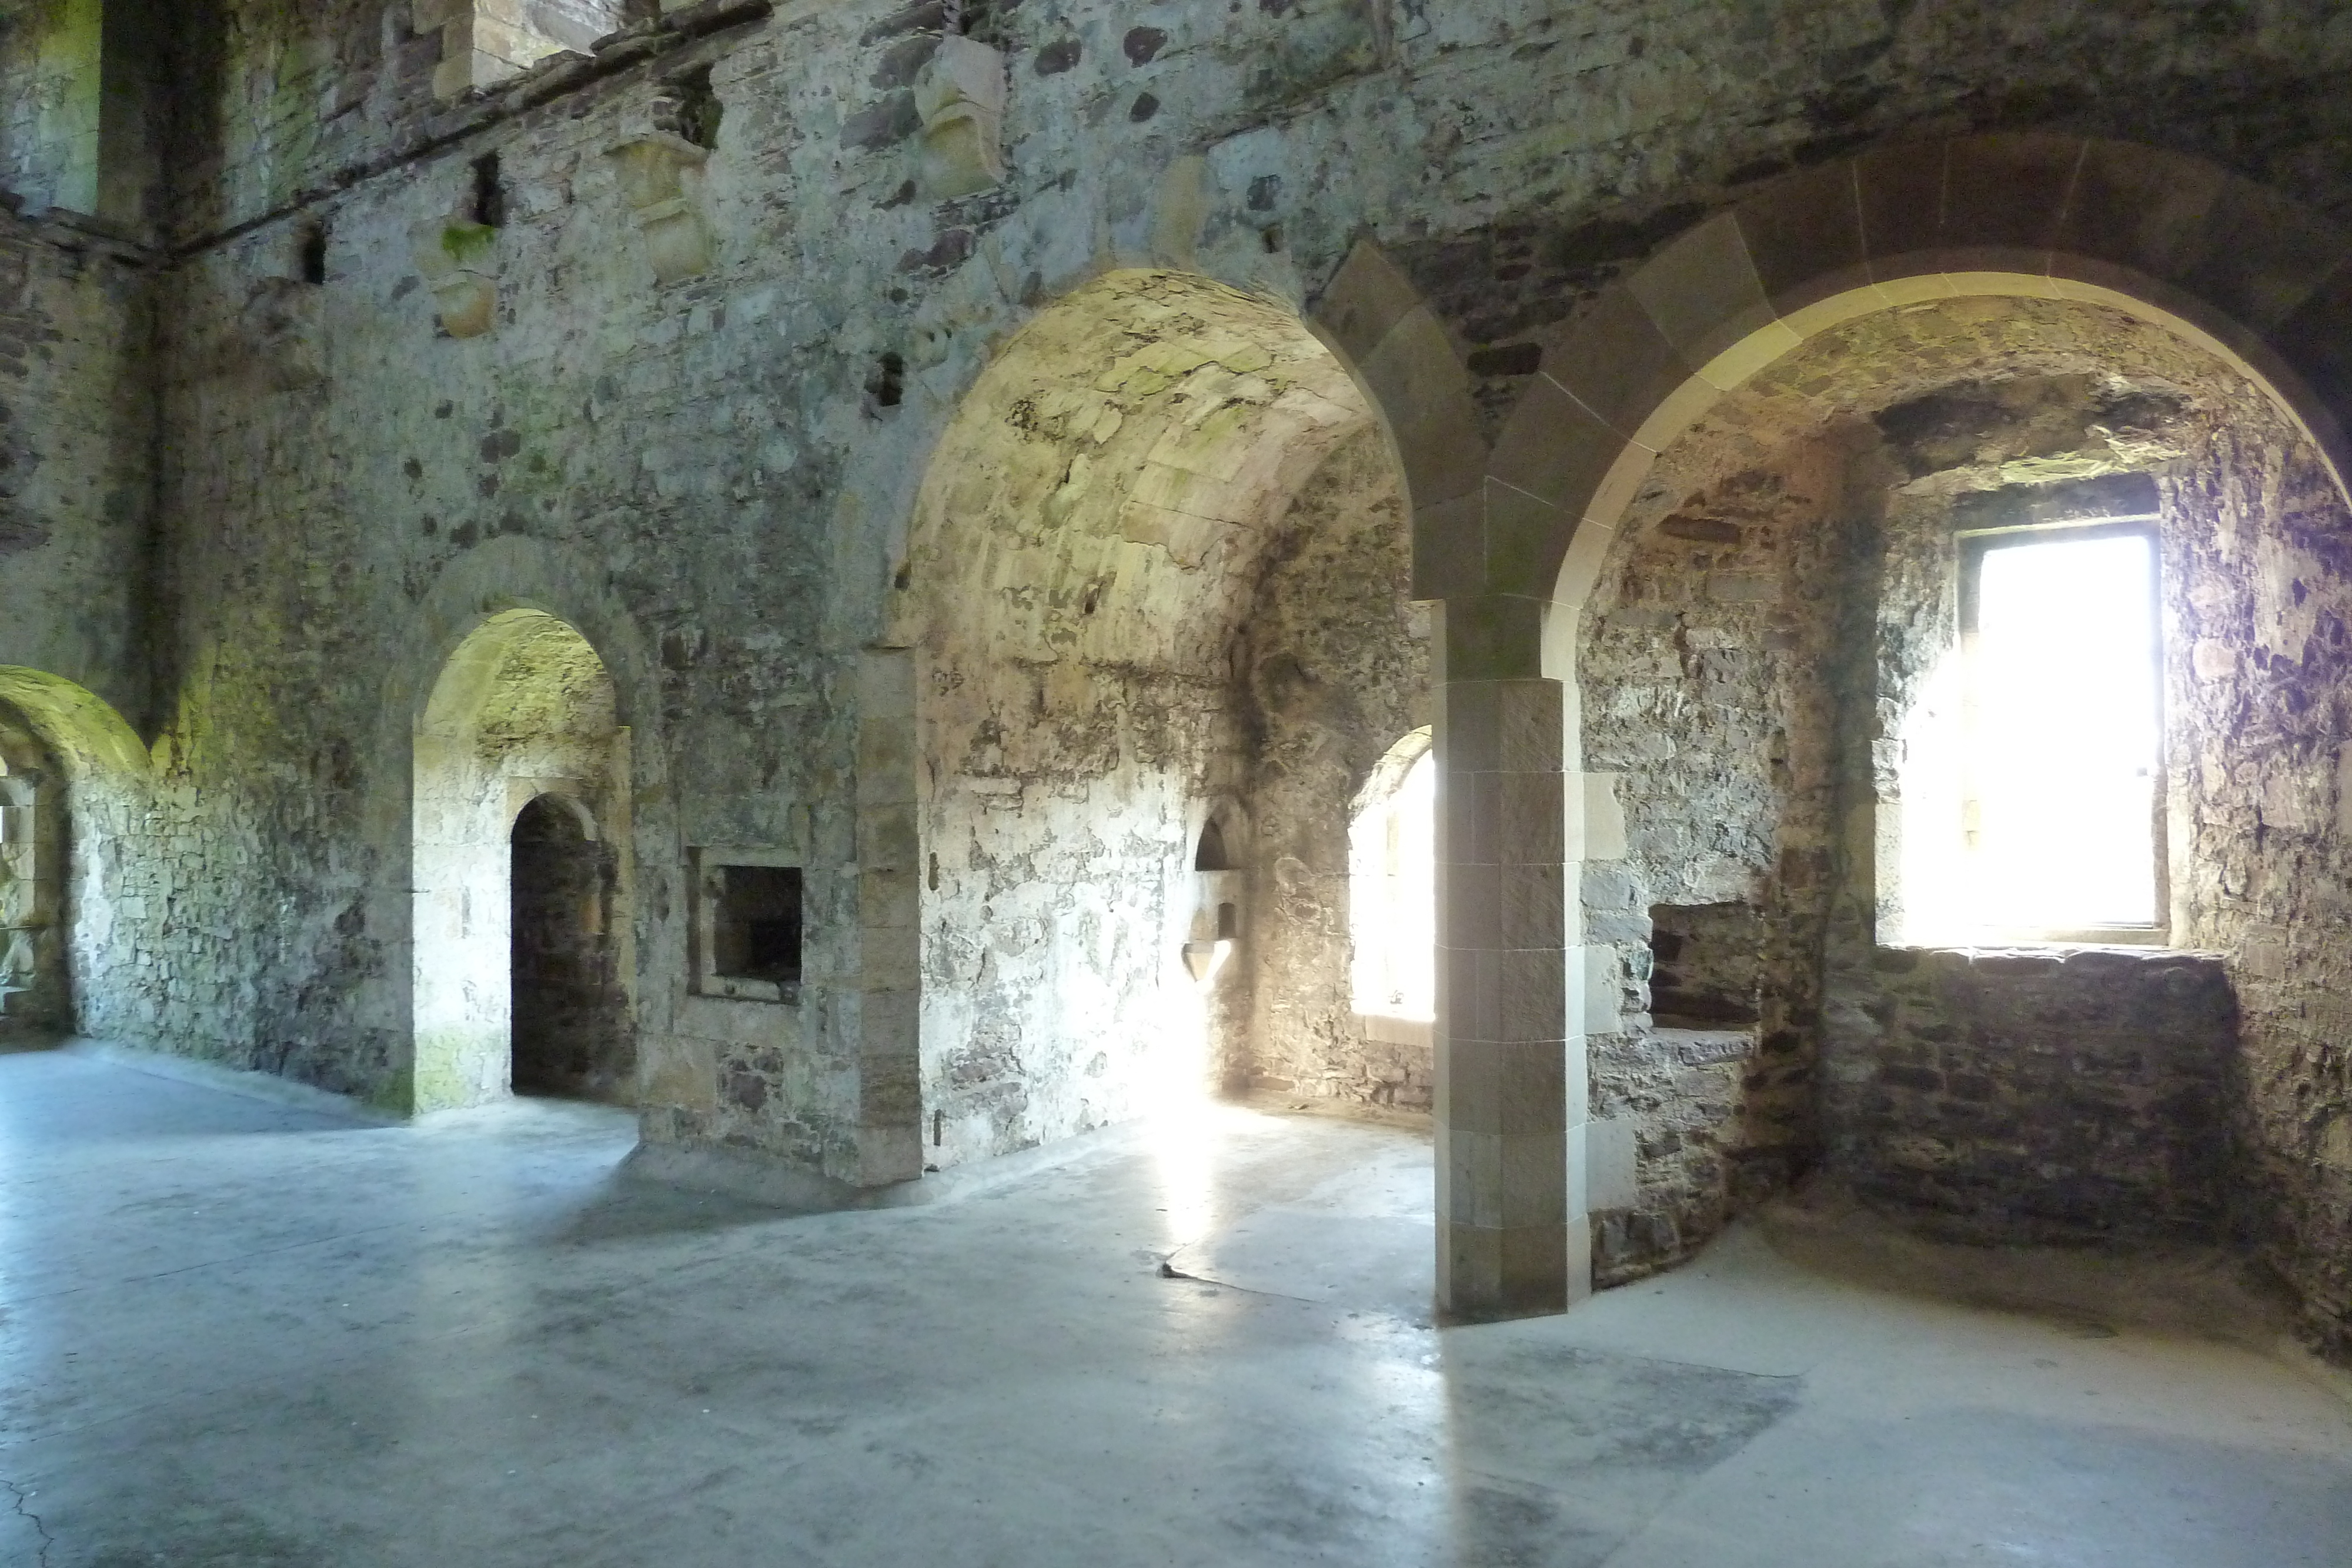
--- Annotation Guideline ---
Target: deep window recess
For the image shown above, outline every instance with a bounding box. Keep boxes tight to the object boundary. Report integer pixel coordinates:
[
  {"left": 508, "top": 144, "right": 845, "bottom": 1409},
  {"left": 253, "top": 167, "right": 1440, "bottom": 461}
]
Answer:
[
  {"left": 1956, "top": 520, "right": 2164, "bottom": 938},
  {"left": 713, "top": 865, "right": 803, "bottom": 983},
  {"left": 1348, "top": 735, "right": 1435, "bottom": 1021}
]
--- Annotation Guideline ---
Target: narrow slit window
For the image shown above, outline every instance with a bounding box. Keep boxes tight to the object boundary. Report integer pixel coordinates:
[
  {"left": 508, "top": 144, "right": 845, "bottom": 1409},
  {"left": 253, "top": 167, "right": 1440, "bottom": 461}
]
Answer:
[{"left": 1957, "top": 523, "right": 2164, "bottom": 937}]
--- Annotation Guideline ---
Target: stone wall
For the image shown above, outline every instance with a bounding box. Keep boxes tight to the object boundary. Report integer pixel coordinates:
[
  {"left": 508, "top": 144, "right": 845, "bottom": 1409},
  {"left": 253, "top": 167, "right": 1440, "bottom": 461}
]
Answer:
[
  {"left": 1576, "top": 435, "right": 1847, "bottom": 1281},
  {"left": 1829, "top": 946, "right": 2236, "bottom": 1243},
  {"left": 0, "top": 208, "right": 150, "bottom": 719},
  {"left": 4, "top": 0, "right": 2352, "bottom": 1328},
  {"left": 0, "top": 0, "right": 103, "bottom": 213}
]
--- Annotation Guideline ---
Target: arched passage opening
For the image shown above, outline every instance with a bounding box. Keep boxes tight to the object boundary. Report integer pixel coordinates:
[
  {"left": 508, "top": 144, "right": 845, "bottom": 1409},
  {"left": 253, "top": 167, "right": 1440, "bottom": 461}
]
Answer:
[
  {"left": 0, "top": 703, "right": 69, "bottom": 1038},
  {"left": 413, "top": 610, "right": 634, "bottom": 1111},
  {"left": 1412, "top": 134, "right": 2352, "bottom": 1325},
  {"left": 509, "top": 791, "right": 626, "bottom": 1099},
  {"left": 0, "top": 668, "right": 148, "bottom": 1047},
  {"left": 888, "top": 269, "right": 1427, "bottom": 1168}
]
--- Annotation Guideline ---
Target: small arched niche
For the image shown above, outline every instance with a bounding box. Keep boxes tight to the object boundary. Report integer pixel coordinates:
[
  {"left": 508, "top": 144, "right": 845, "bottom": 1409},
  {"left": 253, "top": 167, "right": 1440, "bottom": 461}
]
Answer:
[{"left": 413, "top": 610, "right": 634, "bottom": 1111}]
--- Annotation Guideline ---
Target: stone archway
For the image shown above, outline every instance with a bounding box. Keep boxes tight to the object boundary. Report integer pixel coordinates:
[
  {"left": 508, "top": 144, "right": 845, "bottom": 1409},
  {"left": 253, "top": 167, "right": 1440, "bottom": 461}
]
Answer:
[
  {"left": 0, "top": 668, "right": 150, "bottom": 1047},
  {"left": 412, "top": 610, "right": 634, "bottom": 1112},
  {"left": 881, "top": 268, "right": 1425, "bottom": 1173},
  {"left": 1311, "top": 133, "right": 2352, "bottom": 1320}
]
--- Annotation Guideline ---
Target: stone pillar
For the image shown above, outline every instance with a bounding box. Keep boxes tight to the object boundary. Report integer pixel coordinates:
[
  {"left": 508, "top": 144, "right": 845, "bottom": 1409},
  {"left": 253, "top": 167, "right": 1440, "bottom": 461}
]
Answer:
[
  {"left": 1434, "top": 598, "right": 1589, "bottom": 1317},
  {"left": 853, "top": 650, "right": 924, "bottom": 1185}
]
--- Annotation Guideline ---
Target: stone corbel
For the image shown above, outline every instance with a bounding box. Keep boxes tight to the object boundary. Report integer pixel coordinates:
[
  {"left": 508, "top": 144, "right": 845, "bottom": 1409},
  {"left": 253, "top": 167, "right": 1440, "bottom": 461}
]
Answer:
[
  {"left": 408, "top": 216, "right": 499, "bottom": 338},
  {"left": 1185, "top": 866, "right": 1247, "bottom": 985},
  {"left": 1182, "top": 938, "right": 1233, "bottom": 986},
  {"left": 915, "top": 35, "right": 1006, "bottom": 199},
  {"left": 606, "top": 132, "right": 713, "bottom": 285}
]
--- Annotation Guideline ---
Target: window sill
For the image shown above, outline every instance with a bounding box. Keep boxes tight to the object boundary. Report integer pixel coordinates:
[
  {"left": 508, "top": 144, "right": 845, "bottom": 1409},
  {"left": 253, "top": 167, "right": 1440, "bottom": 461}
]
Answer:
[
  {"left": 1893, "top": 927, "right": 2170, "bottom": 950},
  {"left": 1871, "top": 942, "right": 2229, "bottom": 969},
  {"left": 694, "top": 976, "right": 801, "bottom": 1005}
]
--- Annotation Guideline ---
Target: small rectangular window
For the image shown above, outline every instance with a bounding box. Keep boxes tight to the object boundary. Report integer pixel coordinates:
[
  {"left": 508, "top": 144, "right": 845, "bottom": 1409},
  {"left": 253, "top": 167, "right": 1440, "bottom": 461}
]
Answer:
[
  {"left": 1956, "top": 521, "right": 2165, "bottom": 939},
  {"left": 713, "top": 865, "right": 801, "bottom": 982},
  {"left": 692, "top": 850, "right": 805, "bottom": 1002}
]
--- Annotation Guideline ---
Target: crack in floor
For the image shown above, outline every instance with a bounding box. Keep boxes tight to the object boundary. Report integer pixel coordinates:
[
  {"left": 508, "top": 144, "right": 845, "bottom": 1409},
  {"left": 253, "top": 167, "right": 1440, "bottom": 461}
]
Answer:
[{"left": 3, "top": 1472, "right": 54, "bottom": 1567}]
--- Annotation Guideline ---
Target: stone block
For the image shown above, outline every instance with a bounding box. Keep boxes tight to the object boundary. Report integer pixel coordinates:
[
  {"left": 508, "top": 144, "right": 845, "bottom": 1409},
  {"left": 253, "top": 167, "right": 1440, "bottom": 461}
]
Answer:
[
  {"left": 2055, "top": 138, "right": 2229, "bottom": 285},
  {"left": 1497, "top": 948, "right": 1566, "bottom": 1042},
  {"left": 1356, "top": 305, "right": 1487, "bottom": 509},
  {"left": 1627, "top": 210, "right": 1776, "bottom": 372},
  {"left": 606, "top": 133, "right": 713, "bottom": 285},
  {"left": 1554, "top": 510, "right": 1619, "bottom": 608},
  {"left": 1855, "top": 138, "right": 1947, "bottom": 270},
  {"left": 1585, "top": 1115, "right": 1638, "bottom": 1211},
  {"left": 1544, "top": 285, "right": 1695, "bottom": 442},
  {"left": 1735, "top": 156, "right": 1871, "bottom": 316},
  {"left": 1312, "top": 238, "right": 1425, "bottom": 365},
  {"left": 1497, "top": 773, "right": 1565, "bottom": 864},
  {"left": 1486, "top": 374, "right": 1625, "bottom": 522},
  {"left": 1441, "top": 677, "right": 1502, "bottom": 770},
  {"left": 1485, "top": 482, "right": 1575, "bottom": 599},
  {"left": 1935, "top": 132, "right": 2081, "bottom": 270},
  {"left": 1442, "top": 942, "right": 1502, "bottom": 1042},
  {"left": 1411, "top": 492, "right": 1485, "bottom": 600},
  {"left": 1498, "top": 860, "right": 1566, "bottom": 950},
  {"left": 1494, "top": 1038, "right": 1566, "bottom": 1135},
  {"left": 1496, "top": 678, "right": 1563, "bottom": 772},
  {"left": 1579, "top": 774, "right": 1627, "bottom": 861},
  {"left": 1436, "top": 593, "right": 1546, "bottom": 683},
  {"left": 1581, "top": 944, "right": 1621, "bottom": 1035},
  {"left": 915, "top": 36, "right": 1005, "bottom": 199},
  {"left": 2173, "top": 173, "right": 2348, "bottom": 332}
]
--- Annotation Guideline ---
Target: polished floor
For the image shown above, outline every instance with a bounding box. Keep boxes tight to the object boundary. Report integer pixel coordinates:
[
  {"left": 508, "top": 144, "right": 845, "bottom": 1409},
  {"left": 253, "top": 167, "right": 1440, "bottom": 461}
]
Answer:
[{"left": 2, "top": 1043, "right": 2348, "bottom": 1567}]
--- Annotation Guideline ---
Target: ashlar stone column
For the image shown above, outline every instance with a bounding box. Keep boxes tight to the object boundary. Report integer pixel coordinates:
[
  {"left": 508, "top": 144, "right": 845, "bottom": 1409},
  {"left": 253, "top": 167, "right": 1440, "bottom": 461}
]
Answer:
[{"left": 1434, "top": 597, "right": 1590, "bottom": 1317}]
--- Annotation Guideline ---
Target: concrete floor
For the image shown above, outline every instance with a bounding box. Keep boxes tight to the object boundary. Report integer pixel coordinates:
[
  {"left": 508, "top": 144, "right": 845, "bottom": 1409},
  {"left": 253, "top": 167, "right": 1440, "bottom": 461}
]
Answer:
[{"left": 2, "top": 1044, "right": 2348, "bottom": 1567}]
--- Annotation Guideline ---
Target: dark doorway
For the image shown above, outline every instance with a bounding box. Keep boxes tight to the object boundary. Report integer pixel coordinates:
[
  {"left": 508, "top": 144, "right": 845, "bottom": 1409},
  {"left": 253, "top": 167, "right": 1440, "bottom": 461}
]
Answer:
[{"left": 510, "top": 795, "right": 629, "bottom": 1100}]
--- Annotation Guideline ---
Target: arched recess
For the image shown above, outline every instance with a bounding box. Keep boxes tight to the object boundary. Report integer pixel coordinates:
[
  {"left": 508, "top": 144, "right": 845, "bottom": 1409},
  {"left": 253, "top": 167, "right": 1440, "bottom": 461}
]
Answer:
[
  {"left": 1491, "top": 136, "right": 2352, "bottom": 620},
  {"left": 510, "top": 790, "right": 628, "bottom": 1099},
  {"left": 0, "top": 667, "right": 149, "bottom": 1042},
  {"left": 412, "top": 609, "right": 634, "bottom": 1111},
  {"left": 1387, "top": 133, "right": 2352, "bottom": 1321},
  {"left": 883, "top": 268, "right": 1426, "bottom": 1170}
]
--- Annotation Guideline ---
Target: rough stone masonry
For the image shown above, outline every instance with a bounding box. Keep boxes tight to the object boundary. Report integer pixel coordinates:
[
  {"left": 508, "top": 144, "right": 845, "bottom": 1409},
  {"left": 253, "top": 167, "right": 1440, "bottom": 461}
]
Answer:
[{"left": 5, "top": 0, "right": 2352, "bottom": 1339}]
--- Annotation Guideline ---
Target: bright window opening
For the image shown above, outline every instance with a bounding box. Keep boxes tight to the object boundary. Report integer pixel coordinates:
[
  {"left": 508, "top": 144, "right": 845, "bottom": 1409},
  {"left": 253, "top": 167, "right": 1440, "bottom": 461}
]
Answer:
[
  {"left": 1952, "top": 524, "right": 2164, "bottom": 938},
  {"left": 1349, "top": 733, "right": 1435, "bottom": 1021}
]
